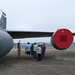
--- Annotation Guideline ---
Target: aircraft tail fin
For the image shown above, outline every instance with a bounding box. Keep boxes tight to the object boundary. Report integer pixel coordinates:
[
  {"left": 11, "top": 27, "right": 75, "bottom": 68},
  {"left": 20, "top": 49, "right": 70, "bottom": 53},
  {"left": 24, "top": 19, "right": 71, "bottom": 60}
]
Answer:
[{"left": 0, "top": 10, "right": 6, "bottom": 29}]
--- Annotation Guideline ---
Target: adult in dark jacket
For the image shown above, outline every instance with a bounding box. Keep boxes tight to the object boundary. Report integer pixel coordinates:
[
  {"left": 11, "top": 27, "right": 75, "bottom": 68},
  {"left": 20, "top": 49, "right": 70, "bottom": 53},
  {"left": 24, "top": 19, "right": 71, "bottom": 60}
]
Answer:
[{"left": 41, "top": 43, "right": 46, "bottom": 60}]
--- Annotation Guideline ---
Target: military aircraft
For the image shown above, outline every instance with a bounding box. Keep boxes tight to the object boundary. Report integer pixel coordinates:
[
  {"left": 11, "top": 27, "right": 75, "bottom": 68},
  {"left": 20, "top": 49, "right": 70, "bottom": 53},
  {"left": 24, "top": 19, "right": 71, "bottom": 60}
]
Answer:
[{"left": 0, "top": 10, "right": 75, "bottom": 58}]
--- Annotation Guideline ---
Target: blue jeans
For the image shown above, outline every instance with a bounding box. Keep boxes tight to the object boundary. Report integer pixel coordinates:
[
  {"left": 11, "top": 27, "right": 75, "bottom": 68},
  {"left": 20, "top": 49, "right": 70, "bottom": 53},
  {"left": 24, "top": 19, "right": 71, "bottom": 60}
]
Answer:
[
  {"left": 33, "top": 51, "right": 37, "bottom": 59},
  {"left": 42, "top": 52, "right": 45, "bottom": 59}
]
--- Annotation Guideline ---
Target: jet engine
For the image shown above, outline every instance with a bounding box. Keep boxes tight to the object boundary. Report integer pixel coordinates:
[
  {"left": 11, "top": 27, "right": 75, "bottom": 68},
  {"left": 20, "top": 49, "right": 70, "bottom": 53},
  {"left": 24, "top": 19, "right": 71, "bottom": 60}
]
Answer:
[
  {"left": 51, "top": 29, "right": 74, "bottom": 50},
  {"left": 0, "top": 29, "right": 13, "bottom": 58}
]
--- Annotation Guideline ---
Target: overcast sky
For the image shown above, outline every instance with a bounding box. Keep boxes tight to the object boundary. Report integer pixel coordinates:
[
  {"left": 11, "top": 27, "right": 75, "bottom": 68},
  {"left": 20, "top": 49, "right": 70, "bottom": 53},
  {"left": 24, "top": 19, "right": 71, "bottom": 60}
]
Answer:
[{"left": 0, "top": 0, "right": 75, "bottom": 43}]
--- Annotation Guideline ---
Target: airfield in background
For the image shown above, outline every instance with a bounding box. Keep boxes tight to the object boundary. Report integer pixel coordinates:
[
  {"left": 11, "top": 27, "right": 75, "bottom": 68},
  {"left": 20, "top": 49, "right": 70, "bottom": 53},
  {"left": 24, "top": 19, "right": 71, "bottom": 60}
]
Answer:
[{"left": 13, "top": 42, "right": 75, "bottom": 49}]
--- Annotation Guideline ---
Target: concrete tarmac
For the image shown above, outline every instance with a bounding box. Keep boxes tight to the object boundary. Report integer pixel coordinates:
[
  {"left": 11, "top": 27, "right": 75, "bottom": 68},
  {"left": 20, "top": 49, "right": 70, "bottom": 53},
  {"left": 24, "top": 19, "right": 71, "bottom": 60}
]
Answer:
[{"left": 0, "top": 48, "right": 75, "bottom": 75}]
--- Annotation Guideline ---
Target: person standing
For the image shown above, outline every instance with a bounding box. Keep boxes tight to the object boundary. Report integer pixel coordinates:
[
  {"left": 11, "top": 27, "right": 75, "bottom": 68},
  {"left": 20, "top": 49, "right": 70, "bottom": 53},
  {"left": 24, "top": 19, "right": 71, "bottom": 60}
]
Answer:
[
  {"left": 25, "top": 42, "right": 31, "bottom": 60},
  {"left": 41, "top": 43, "right": 46, "bottom": 60},
  {"left": 31, "top": 43, "right": 34, "bottom": 55},
  {"left": 37, "top": 45, "right": 42, "bottom": 61},
  {"left": 33, "top": 42, "right": 37, "bottom": 59},
  {"left": 17, "top": 40, "right": 21, "bottom": 59}
]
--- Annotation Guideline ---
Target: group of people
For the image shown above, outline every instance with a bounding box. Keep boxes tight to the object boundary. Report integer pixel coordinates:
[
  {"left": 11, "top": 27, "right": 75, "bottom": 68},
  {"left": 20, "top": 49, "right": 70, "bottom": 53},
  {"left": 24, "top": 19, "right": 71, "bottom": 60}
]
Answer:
[{"left": 25, "top": 42, "right": 46, "bottom": 61}]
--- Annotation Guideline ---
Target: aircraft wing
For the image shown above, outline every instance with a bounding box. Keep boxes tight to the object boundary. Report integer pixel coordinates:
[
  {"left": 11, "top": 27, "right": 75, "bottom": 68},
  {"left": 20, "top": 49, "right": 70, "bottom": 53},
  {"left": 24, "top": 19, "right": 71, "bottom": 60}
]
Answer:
[
  {"left": 73, "top": 33, "right": 75, "bottom": 35},
  {"left": 7, "top": 31, "right": 54, "bottom": 39},
  {"left": 7, "top": 31, "right": 75, "bottom": 39}
]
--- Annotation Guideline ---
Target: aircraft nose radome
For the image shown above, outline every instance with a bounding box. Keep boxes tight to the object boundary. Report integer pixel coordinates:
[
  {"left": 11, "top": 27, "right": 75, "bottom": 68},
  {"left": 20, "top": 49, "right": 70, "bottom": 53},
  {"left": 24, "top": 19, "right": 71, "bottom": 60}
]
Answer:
[{"left": 0, "top": 30, "right": 13, "bottom": 58}]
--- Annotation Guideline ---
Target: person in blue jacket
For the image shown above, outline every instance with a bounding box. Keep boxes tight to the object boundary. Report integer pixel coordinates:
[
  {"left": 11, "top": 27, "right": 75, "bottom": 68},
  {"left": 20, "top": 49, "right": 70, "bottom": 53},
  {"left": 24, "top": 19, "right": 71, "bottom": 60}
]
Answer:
[{"left": 25, "top": 42, "right": 31, "bottom": 60}]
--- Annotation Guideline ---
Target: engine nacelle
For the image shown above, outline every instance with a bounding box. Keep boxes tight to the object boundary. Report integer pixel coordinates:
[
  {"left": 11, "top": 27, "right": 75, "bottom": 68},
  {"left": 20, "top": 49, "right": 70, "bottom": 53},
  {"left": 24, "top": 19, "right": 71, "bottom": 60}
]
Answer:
[
  {"left": 51, "top": 28, "right": 74, "bottom": 50},
  {"left": 0, "top": 30, "right": 13, "bottom": 58}
]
